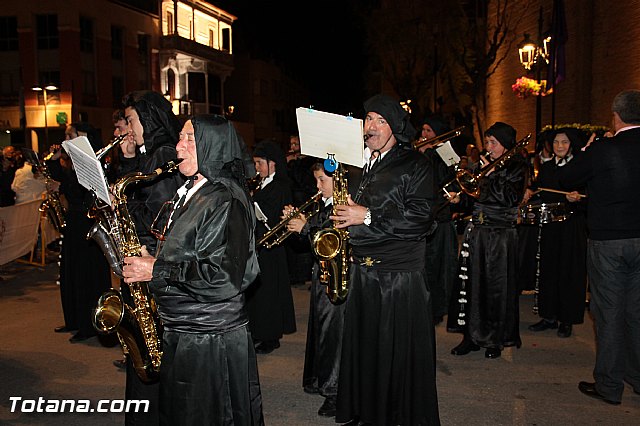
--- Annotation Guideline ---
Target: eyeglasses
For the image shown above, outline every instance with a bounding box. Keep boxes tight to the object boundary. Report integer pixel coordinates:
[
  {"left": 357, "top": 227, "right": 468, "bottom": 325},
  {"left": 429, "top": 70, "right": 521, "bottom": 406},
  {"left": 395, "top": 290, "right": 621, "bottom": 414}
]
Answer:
[{"left": 150, "top": 200, "right": 175, "bottom": 242}]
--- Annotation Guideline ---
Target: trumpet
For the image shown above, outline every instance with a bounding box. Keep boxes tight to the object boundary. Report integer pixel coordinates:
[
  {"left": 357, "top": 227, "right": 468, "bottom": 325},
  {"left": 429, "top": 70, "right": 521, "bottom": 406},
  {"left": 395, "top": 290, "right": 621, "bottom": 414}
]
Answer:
[
  {"left": 247, "top": 174, "right": 263, "bottom": 192},
  {"left": 443, "top": 133, "right": 531, "bottom": 199},
  {"left": 257, "top": 191, "right": 323, "bottom": 249},
  {"left": 413, "top": 126, "right": 465, "bottom": 150}
]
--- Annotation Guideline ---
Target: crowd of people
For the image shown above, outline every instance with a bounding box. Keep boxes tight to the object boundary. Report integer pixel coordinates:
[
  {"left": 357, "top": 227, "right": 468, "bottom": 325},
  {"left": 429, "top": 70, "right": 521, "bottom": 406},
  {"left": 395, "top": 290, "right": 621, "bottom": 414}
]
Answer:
[{"left": 3, "top": 87, "right": 639, "bottom": 425}]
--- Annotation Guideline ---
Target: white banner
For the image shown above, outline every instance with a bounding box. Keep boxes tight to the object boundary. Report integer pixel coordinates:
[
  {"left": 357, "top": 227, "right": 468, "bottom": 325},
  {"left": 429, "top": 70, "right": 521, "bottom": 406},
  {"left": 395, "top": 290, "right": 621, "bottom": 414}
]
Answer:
[{"left": 0, "top": 200, "right": 45, "bottom": 266}]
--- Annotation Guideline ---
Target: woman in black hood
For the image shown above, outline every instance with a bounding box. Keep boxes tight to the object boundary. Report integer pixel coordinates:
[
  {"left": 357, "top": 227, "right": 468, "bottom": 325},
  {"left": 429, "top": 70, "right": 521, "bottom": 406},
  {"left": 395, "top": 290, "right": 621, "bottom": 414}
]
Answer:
[{"left": 123, "top": 115, "right": 263, "bottom": 425}]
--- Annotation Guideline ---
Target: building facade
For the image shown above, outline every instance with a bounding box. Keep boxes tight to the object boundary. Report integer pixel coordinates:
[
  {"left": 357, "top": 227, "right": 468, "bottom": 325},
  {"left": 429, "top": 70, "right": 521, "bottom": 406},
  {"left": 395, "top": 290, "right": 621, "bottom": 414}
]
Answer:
[{"left": 0, "top": 0, "right": 236, "bottom": 152}]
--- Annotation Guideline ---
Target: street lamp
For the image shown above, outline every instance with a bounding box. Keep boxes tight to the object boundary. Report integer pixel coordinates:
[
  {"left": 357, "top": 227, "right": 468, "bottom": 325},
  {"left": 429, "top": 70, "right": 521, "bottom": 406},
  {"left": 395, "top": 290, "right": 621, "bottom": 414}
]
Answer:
[
  {"left": 32, "top": 84, "right": 58, "bottom": 147},
  {"left": 517, "top": 7, "right": 550, "bottom": 143}
]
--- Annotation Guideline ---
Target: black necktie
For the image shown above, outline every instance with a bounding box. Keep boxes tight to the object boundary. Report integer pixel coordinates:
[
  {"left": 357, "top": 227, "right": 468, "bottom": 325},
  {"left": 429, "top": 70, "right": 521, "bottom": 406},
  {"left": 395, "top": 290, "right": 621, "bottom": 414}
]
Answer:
[{"left": 175, "top": 177, "right": 196, "bottom": 210}]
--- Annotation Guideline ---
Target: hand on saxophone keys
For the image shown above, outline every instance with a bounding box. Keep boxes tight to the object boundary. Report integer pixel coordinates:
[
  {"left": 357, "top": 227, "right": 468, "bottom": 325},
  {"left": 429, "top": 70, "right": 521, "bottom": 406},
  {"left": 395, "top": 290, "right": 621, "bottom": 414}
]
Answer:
[
  {"left": 122, "top": 245, "right": 156, "bottom": 283},
  {"left": 330, "top": 194, "right": 368, "bottom": 228}
]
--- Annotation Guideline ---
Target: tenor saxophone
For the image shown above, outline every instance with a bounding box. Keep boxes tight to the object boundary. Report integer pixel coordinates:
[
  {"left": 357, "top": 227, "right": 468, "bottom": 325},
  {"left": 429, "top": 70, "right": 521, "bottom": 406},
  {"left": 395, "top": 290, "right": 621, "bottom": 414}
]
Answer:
[
  {"left": 90, "top": 159, "right": 182, "bottom": 383},
  {"left": 312, "top": 163, "right": 350, "bottom": 304}
]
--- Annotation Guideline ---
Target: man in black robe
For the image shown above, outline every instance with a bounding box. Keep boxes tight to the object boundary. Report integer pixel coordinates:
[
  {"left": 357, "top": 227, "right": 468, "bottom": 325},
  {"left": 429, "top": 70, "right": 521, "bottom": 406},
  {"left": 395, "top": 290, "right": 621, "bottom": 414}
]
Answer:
[
  {"left": 247, "top": 140, "right": 296, "bottom": 354},
  {"left": 122, "top": 115, "right": 263, "bottom": 425},
  {"left": 331, "top": 94, "right": 441, "bottom": 425}
]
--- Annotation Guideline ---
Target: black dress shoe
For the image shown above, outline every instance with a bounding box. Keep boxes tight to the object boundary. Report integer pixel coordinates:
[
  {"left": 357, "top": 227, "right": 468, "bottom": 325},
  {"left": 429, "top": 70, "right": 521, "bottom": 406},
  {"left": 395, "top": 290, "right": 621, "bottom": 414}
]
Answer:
[
  {"left": 54, "top": 325, "right": 75, "bottom": 333},
  {"left": 557, "top": 323, "right": 572, "bottom": 338},
  {"left": 113, "top": 359, "right": 127, "bottom": 370},
  {"left": 318, "top": 396, "right": 337, "bottom": 417},
  {"left": 69, "top": 332, "right": 95, "bottom": 343},
  {"left": 528, "top": 319, "right": 558, "bottom": 332},
  {"left": 255, "top": 340, "right": 280, "bottom": 354},
  {"left": 451, "top": 339, "right": 480, "bottom": 355},
  {"left": 433, "top": 315, "right": 444, "bottom": 325},
  {"left": 578, "top": 381, "right": 620, "bottom": 405},
  {"left": 485, "top": 348, "right": 501, "bottom": 359},
  {"left": 303, "top": 383, "right": 319, "bottom": 394}
]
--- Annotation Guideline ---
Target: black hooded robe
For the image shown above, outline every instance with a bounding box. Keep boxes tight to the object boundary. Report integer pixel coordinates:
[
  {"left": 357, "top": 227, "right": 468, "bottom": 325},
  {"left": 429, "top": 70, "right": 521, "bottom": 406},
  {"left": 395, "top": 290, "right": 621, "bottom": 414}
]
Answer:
[{"left": 149, "top": 115, "right": 263, "bottom": 426}]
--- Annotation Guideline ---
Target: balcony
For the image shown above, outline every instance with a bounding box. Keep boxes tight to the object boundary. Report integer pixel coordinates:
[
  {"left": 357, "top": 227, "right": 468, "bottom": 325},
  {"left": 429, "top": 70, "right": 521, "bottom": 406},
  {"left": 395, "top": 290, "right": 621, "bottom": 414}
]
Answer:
[{"left": 160, "top": 34, "right": 233, "bottom": 68}]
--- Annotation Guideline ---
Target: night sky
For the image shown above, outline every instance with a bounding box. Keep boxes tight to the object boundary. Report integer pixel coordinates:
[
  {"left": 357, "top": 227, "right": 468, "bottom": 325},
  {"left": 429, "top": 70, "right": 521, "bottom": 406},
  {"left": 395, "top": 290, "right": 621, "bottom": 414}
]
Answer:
[{"left": 215, "top": 1, "right": 368, "bottom": 115}]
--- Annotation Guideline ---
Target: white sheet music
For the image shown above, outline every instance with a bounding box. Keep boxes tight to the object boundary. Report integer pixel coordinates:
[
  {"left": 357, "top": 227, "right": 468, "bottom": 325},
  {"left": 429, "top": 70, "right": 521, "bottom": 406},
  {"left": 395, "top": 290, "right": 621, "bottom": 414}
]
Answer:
[
  {"left": 62, "top": 136, "right": 111, "bottom": 206},
  {"left": 254, "top": 202, "right": 270, "bottom": 230},
  {"left": 296, "top": 108, "right": 365, "bottom": 168},
  {"left": 435, "top": 141, "right": 461, "bottom": 167}
]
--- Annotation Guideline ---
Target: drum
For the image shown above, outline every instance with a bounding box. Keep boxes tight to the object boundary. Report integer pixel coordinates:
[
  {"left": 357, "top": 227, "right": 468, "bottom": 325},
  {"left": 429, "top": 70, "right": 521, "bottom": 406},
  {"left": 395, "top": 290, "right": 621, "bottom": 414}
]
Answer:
[{"left": 518, "top": 202, "right": 571, "bottom": 225}]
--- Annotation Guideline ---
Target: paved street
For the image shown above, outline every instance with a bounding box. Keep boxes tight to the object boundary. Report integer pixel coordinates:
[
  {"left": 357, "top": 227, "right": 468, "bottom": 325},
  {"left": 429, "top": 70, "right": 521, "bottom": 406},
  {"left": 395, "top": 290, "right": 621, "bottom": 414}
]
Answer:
[{"left": 1, "top": 256, "right": 639, "bottom": 425}]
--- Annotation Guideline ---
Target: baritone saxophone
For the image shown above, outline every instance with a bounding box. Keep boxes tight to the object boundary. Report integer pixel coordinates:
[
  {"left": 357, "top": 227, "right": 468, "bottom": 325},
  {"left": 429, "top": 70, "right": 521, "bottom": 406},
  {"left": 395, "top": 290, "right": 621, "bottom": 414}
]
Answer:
[{"left": 90, "top": 159, "right": 182, "bottom": 383}]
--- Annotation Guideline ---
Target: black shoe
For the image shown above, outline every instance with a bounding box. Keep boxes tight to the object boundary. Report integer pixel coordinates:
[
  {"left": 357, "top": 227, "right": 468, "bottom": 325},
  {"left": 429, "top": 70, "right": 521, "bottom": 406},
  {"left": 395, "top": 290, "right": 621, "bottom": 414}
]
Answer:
[
  {"left": 485, "top": 348, "right": 502, "bottom": 359},
  {"left": 578, "top": 381, "right": 620, "bottom": 405},
  {"left": 255, "top": 340, "right": 280, "bottom": 354},
  {"left": 69, "top": 332, "right": 95, "bottom": 343},
  {"left": 528, "top": 319, "right": 558, "bottom": 332},
  {"left": 113, "top": 359, "right": 126, "bottom": 370},
  {"left": 433, "top": 315, "right": 444, "bottom": 325},
  {"left": 557, "top": 323, "right": 572, "bottom": 338},
  {"left": 451, "top": 339, "right": 480, "bottom": 355},
  {"left": 318, "top": 396, "right": 337, "bottom": 417},
  {"left": 54, "top": 325, "right": 75, "bottom": 333},
  {"left": 303, "top": 383, "right": 319, "bottom": 394}
]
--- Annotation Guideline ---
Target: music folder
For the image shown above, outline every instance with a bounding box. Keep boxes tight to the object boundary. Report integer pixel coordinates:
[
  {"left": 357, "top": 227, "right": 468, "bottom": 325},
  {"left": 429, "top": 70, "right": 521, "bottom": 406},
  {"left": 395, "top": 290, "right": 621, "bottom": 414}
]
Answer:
[
  {"left": 62, "top": 136, "right": 111, "bottom": 206},
  {"left": 296, "top": 107, "right": 365, "bottom": 168}
]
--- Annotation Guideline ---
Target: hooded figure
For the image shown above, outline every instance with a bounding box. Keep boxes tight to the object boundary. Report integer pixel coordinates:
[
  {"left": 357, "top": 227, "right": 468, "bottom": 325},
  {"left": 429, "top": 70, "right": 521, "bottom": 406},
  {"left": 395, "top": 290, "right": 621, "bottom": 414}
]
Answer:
[
  {"left": 363, "top": 94, "right": 416, "bottom": 144},
  {"left": 140, "top": 114, "right": 263, "bottom": 425},
  {"left": 122, "top": 90, "right": 185, "bottom": 255},
  {"left": 485, "top": 121, "right": 517, "bottom": 150}
]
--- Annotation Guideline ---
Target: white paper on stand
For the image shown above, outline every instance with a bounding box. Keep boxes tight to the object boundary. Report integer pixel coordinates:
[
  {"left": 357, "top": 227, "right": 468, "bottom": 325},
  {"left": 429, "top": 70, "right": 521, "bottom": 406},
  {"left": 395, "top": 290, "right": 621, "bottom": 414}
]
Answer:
[
  {"left": 254, "top": 202, "right": 270, "bottom": 230},
  {"left": 62, "top": 136, "right": 111, "bottom": 206},
  {"left": 296, "top": 108, "right": 365, "bottom": 168},
  {"left": 435, "top": 141, "right": 461, "bottom": 167}
]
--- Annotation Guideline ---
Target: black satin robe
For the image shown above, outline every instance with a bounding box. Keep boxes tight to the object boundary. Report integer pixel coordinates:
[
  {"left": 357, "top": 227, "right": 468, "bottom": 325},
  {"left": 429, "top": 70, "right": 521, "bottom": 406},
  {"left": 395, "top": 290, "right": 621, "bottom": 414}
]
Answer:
[
  {"left": 450, "top": 155, "right": 528, "bottom": 349},
  {"left": 246, "top": 177, "right": 296, "bottom": 341},
  {"left": 149, "top": 178, "right": 262, "bottom": 426},
  {"left": 536, "top": 159, "right": 587, "bottom": 324},
  {"left": 300, "top": 200, "right": 346, "bottom": 398},
  {"left": 336, "top": 144, "right": 440, "bottom": 426}
]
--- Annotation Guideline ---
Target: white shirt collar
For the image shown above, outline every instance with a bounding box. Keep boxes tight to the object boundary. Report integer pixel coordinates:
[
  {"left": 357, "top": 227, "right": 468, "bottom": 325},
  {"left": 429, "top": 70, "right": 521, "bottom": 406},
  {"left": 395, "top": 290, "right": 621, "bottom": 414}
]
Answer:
[
  {"left": 614, "top": 125, "right": 640, "bottom": 135},
  {"left": 260, "top": 172, "right": 275, "bottom": 189}
]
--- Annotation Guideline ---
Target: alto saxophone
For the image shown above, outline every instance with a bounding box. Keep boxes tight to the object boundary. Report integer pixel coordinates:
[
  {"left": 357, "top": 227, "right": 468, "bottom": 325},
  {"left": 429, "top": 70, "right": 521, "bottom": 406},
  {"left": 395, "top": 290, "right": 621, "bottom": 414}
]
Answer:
[
  {"left": 90, "top": 159, "right": 182, "bottom": 383},
  {"left": 312, "top": 162, "right": 350, "bottom": 304}
]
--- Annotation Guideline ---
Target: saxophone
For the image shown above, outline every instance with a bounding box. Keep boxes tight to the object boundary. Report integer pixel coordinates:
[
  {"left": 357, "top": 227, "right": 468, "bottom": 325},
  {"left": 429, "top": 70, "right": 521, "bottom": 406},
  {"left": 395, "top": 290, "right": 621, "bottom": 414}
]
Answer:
[
  {"left": 89, "top": 159, "right": 182, "bottom": 383},
  {"left": 38, "top": 152, "right": 66, "bottom": 233},
  {"left": 312, "top": 161, "right": 350, "bottom": 304}
]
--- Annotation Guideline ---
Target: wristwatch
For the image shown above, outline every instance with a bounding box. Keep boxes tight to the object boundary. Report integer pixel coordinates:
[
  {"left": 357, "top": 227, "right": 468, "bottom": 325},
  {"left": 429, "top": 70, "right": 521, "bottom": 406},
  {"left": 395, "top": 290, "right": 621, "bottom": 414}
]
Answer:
[{"left": 363, "top": 208, "right": 372, "bottom": 226}]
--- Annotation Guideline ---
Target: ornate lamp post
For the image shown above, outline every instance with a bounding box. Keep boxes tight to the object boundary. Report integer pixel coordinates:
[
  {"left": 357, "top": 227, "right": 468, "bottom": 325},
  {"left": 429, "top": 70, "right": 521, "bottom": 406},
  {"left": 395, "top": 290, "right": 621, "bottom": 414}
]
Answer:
[
  {"left": 32, "top": 84, "right": 58, "bottom": 147},
  {"left": 517, "top": 7, "right": 550, "bottom": 141}
]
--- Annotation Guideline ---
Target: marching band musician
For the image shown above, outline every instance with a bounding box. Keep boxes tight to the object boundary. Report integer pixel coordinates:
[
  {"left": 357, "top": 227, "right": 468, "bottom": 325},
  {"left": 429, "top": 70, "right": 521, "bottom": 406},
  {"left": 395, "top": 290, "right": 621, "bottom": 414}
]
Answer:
[
  {"left": 449, "top": 122, "right": 529, "bottom": 359},
  {"left": 48, "top": 122, "right": 112, "bottom": 343},
  {"left": 122, "top": 115, "right": 263, "bottom": 425},
  {"left": 418, "top": 115, "right": 460, "bottom": 326},
  {"left": 331, "top": 94, "right": 440, "bottom": 425},
  {"left": 247, "top": 140, "right": 296, "bottom": 355},
  {"left": 528, "top": 127, "right": 588, "bottom": 338},
  {"left": 283, "top": 161, "right": 345, "bottom": 418},
  {"left": 120, "top": 90, "right": 184, "bottom": 426}
]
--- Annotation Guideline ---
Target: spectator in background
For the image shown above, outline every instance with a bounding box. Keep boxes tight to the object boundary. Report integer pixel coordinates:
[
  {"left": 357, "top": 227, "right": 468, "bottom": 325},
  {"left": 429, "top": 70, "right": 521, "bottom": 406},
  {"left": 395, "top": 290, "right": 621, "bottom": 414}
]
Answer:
[
  {"left": 11, "top": 149, "right": 46, "bottom": 204},
  {"left": 1, "top": 146, "right": 19, "bottom": 206}
]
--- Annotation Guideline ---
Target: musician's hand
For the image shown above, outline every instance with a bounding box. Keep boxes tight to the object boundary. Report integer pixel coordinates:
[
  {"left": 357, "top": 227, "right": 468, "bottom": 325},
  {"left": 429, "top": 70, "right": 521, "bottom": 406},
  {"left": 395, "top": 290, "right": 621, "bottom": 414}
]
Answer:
[
  {"left": 122, "top": 246, "right": 155, "bottom": 283},
  {"left": 122, "top": 135, "right": 137, "bottom": 158},
  {"left": 330, "top": 195, "right": 367, "bottom": 228},
  {"left": 446, "top": 192, "right": 461, "bottom": 204},
  {"left": 522, "top": 188, "right": 535, "bottom": 204},
  {"left": 566, "top": 191, "right": 581, "bottom": 203},
  {"left": 281, "top": 204, "right": 295, "bottom": 218},
  {"left": 287, "top": 217, "right": 306, "bottom": 234},
  {"left": 50, "top": 144, "right": 62, "bottom": 160}
]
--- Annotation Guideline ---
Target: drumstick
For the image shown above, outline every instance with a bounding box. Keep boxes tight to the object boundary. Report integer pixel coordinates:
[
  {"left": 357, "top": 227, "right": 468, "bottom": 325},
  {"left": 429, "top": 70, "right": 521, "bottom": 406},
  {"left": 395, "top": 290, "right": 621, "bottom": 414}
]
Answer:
[{"left": 538, "top": 187, "right": 587, "bottom": 198}]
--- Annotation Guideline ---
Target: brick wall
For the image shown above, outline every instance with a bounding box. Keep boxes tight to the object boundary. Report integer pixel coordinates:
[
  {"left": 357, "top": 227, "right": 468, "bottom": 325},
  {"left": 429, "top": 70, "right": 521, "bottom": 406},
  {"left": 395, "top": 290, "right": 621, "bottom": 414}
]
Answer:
[{"left": 486, "top": 0, "right": 640, "bottom": 142}]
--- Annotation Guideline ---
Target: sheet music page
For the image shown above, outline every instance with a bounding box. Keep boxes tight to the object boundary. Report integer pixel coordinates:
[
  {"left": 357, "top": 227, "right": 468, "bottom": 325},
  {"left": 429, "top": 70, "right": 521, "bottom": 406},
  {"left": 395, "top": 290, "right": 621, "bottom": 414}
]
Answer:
[
  {"left": 62, "top": 136, "right": 111, "bottom": 206},
  {"left": 296, "top": 108, "right": 365, "bottom": 168},
  {"left": 435, "top": 141, "right": 461, "bottom": 167},
  {"left": 254, "top": 202, "right": 271, "bottom": 230}
]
